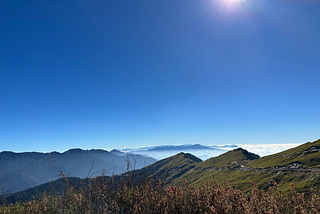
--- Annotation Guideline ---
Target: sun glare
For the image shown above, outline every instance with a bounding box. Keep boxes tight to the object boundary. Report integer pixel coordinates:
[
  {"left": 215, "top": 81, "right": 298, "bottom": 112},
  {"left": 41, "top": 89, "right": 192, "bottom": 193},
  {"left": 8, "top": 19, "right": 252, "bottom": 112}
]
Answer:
[
  {"left": 232, "top": 0, "right": 244, "bottom": 2},
  {"left": 222, "top": 0, "right": 245, "bottom": 11},
  {"left": 227, "top": 0, "right": 244, "bottom": 4}
]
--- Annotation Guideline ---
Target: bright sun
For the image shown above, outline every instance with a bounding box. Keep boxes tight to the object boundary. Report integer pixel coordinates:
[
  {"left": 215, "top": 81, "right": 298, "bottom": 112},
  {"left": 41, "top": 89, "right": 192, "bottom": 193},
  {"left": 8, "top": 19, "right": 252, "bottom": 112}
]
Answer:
[
  {"left": 227, "top": 0, "right": 245, "bottom": 5},
  {"left": 224, "top": 0, "right": 245, "bottom": 9},
  {"left": 228, "top": 0, "right": 243, "bottom": 3}
]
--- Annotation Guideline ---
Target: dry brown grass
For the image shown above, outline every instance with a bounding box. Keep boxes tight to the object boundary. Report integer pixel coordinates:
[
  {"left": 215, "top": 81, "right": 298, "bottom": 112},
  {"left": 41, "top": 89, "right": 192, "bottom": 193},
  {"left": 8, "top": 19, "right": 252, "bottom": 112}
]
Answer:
[
  {"left": 117, "top": 179, "right": 320, "bottom": 214},
  {"left": 1, "top": 176, "right": 320, "bottom": 213}
]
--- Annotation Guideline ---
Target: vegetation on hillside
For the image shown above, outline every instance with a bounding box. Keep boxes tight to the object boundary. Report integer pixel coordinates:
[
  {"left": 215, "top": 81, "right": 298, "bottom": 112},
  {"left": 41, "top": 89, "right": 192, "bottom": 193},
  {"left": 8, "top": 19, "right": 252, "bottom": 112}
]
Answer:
[
  {"left": 3, "top": 139, "right": 320, "bottom": 213},
  {"left": 6, "top": 142, "right": 320, "bottom": 204},
  {"left": 1, "top": 175, "right": 320, "bottom": 213},
  {"left": 198, "top": 148, "right": 260, "bottom": 168},
  {"left": 249, "top": 139, "right": 320, "bottom": 168},
  {"left": 0, "top": 149, "right": 156, "bottom": 194}
]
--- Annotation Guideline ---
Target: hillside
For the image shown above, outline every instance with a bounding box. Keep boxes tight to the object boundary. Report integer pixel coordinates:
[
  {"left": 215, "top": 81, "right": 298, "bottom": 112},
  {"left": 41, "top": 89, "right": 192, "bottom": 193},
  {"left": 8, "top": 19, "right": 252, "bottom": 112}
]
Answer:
[
  {"left": 186, "top": 140, "right": 320, "bottom": 196},
  {"left": 198, "top": 148, "right": 260, "bottom": 168},
  {"left": 139, "top": 142, "right": 320, "bottom": 196},
  {"left": 143, "top": 152, "right": 202, "bottom": 171},
  {"left": 4, "top": 149, "right": 253, "bottom": 202},
  {"left": 249, "top": 138, "right": 320, "bottom": 168},
  {"left": 0, "top": 149, "right": 156, "bottom": 194},
  {"left": 130, "top": 152, "right": 202, "bottom": 185},
  {"left": 1, "top": 152, "right": 203, "bottom": 204},
  {"left": 4, "top": 140, "right": 320, "bottom": 204}
]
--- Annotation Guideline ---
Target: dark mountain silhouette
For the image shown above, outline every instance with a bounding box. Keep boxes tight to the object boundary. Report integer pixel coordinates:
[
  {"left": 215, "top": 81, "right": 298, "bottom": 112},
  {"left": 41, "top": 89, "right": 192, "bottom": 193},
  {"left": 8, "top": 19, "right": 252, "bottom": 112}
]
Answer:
[
  {"left": 5, "top": 139, "right": 320, "bottom": 204},
  {"left": 0, "top": 149, "right": 156, "bottom": 194},
  {"left": 1, "top": 152, "right": 203, "bottom": 204}
]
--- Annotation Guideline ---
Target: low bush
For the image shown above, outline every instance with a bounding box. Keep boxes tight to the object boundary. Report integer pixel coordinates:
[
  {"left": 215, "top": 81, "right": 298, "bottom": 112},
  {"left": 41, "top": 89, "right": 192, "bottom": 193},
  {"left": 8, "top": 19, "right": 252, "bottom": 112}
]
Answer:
[{"left": 1, "top": 177, "right": 320, "bottom": 213}]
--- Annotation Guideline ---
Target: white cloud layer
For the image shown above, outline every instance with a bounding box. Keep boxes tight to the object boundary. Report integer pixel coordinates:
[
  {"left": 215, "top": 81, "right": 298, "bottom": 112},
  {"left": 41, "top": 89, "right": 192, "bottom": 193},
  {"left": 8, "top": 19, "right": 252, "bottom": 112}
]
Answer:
[
  {"left": 237, "top": 144, "right": 302, "bottom": 157},
  {"left": 119, "top": 143, "right": 303, "bottom": 161}
]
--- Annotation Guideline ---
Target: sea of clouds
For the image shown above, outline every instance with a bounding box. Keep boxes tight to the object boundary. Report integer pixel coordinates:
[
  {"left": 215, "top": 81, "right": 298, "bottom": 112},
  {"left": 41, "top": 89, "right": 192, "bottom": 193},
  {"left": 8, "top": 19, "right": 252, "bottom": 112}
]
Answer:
[
  {"left": 120, "top": 143, "right": 302, "bottom": 161},
  {"left": 237, "top": 143, "right": 301, "bottom": 157}
]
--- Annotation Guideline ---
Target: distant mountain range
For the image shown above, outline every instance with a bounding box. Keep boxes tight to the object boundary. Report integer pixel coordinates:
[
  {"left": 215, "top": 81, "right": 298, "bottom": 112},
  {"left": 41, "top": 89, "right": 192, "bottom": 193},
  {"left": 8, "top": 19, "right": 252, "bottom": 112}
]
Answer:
[
  {"left": 123, "top": 144, "right": 238, "bottom": 152},
  {"left": 0, "top": 149, "right": 156, "bottom": 194},
  {"left": 121, "top": 144, "right": 239, "bottom": 160},
  {"left": 3, "top": 138, "right": 320, "bottom": 204},
  {"left": 0, "top": 144, "right": 239, "bottom": 194}
]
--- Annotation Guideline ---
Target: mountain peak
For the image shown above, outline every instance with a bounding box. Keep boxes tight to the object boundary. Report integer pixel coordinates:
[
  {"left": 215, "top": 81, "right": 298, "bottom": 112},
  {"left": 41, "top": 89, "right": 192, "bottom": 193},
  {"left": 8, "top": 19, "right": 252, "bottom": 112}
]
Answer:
[
  {"left": 200, "top": 148, "right": 259, "bottom": 168},
  {"left": 233, "top": 148, "right": 260, "bottom": 160},
  {"left": 176, "top": 152, "right": 202, "bottom": 163},
  {"left": 63, "top": 148, "right": 85, "bottom": 154},
  {"left": 143, "top": 152, "right": 202, "bottom": 173}
]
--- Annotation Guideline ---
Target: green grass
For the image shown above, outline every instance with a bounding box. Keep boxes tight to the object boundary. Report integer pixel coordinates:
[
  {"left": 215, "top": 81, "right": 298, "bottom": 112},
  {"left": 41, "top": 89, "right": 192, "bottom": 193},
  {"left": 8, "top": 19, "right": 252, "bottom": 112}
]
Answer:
[
  {"left": 179, "top": 168, "right": 320, "bottom": 197},
  {"left": 198, "top": 148, "right": 259, "bottom": 168},
  {"left": 5, "top": 140, "right": 320, "bottom": 207},
  {"left": 152, "top": 145, "right": 320, "bottom": 198},
  {"left": 249, "top": 139, "right": 320, "bottom": 168},
  {"left": 146, "top": 152, "right": 201, "bottom": 171}
]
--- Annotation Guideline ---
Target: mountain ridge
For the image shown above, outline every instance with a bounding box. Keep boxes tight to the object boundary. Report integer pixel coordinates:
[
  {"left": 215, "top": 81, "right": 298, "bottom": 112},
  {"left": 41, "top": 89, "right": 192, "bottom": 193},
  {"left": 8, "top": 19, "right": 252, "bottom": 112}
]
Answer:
[
  {"left": 0, "top": 149, "right": 156, "bottom": 194},
  {"left": 199, "top": 148, "right": 260, "bottom": 168},
  {"left": 249, "top": 138, "right": 320, "bottom": 168},
  {"left": 3, "top": 139, "right": 320, "bottom": 204}
]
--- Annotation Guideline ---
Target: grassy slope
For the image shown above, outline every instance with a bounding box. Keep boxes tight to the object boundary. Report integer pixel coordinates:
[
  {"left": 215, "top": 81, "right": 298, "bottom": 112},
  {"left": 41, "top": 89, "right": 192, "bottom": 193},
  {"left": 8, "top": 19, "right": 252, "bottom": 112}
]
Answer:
[
  {"left": 135, "top": 152, "right": 202, "bottom": 185},
  {"left": 162, "top": 144, "right": 320, "bottom": 197},
  {"left": 163, "top": 148, "right": 260, "bottom": 187},
  {"left": 143, "top": 152, "right": 201, "bottom": 171},
  {"left": 181, "top": 168, "right": 320, "bottom": 196},
  {"left": 249, "top": 139, "right": 320, "bottom": 168},
  {"left": 2, "top": 153, "right": 200, "bottom": 204},
  {"left": 5, "top": 140, "right": 320, "bottom": 204},
  {"left": 198, "top": 148, "right": 260, "bottom": 168},
  {"left": 139, "top": 149, "right": 260, "bottom": 186}
]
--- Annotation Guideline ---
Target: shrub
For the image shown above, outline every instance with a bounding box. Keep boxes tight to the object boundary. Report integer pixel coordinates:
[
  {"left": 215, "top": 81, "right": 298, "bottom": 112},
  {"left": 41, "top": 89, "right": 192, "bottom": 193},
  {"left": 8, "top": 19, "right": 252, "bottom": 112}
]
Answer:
[{"left": 1, "top": 177, "right": 320, "bottom": 213}]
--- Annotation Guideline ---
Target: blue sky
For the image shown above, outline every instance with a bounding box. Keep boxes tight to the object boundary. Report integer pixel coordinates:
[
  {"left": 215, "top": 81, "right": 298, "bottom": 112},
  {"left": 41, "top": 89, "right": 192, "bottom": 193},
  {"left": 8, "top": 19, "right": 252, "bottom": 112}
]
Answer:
[{"left": 1, "top": 0, "right": 320, "bottom": 152}]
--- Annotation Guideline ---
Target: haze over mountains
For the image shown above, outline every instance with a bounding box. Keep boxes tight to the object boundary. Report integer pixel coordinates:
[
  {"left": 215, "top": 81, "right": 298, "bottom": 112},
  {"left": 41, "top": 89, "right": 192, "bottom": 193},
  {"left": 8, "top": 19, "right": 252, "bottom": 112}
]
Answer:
[
  {"left": 118, "top": 143, "right": 300, "bottom": 160},
  {"left": 0, "top": 149, "right": 156, "bottom": 194},
  {"left": 1, "top": 144, "right": 232, "bottom": 193},
  {"left": 0, "top": 141, "right": 310, "bottom": 197},
  {"left": 2, "top": 138, "right": 320, "bottom": 205},
  {"left": 122, "top": 144, "right": 233, "bottom": 160}
]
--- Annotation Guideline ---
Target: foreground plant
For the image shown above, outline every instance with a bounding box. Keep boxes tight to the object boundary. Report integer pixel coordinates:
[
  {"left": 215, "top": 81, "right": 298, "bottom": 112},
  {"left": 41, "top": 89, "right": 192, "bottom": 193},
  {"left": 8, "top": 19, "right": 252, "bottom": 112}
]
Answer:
[
  {"left": 117, "top": 179, "right": 320, "bottom": 214},
  {"left": 1, "top": 177, "right": 320, "bottom": 213}
]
